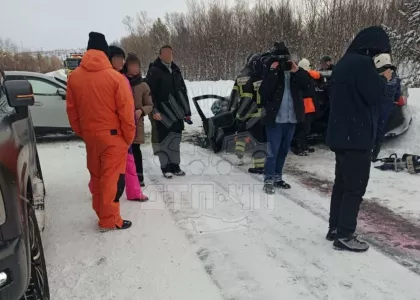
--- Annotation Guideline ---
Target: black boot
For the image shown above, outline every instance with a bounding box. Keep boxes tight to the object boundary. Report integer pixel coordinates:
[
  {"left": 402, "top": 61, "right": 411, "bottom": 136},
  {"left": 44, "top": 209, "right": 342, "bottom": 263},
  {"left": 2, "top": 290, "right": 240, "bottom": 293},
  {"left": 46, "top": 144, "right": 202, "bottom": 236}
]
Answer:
[
  {"left": 274, "top": 180, "right": 291, "bottom": 189},
  {"left": 171, "top": 164, "right": 186, "bottom": 176},
  {"left": 326, "top": 228, "right": 337, "bottom": 241},
  {"left": 117, "top": 220, "right": 132, "bottom": 230},
  {"left": 100, "top": 220, "right": 132, "bottom": 232},
  {"left": 263, "top": 182, "right": 275, "bottom": 194},
  {"left": 248, "top": 167, "right": 264, "bottom": 174}
]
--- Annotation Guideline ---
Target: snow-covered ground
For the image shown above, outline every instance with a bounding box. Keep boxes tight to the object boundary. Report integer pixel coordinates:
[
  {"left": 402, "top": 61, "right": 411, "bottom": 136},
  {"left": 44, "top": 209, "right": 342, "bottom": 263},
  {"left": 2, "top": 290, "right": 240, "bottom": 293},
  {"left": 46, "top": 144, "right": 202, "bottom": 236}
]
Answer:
[{"left": 38, "top": 78, "right": 420, "bottom": 299}]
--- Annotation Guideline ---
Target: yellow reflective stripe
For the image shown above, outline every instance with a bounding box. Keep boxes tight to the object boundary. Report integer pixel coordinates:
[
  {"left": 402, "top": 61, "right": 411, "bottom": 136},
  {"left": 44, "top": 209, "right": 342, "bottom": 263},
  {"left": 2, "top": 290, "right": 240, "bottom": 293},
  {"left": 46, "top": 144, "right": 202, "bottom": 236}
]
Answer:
[
  {"left": 232, "top": 86, "right": 239, "bottom": 91},
  {"left": 256, "top": 91, "right": 261, "bottom": 105},
  {"left": 236, "top": 141, "right": 246, "bottom": 147},
  {"left": 253, "top": 158, "right": 266, "bottom": 163},
  {"left": 239, "top": 85, "right": 244, "bottom": 96},
  {"left": 241, "top": 93, "right": 253, "bottom": 98},
  {"left": 245, "top": 108, "right": 262, "bottom": 118}
]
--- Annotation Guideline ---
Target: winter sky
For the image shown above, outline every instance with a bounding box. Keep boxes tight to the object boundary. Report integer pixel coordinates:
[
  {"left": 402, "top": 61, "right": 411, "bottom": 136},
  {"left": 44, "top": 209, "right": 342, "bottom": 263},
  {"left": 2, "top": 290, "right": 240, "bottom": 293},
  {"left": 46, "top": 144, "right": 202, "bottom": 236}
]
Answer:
[{"left": 0, "top": 0, "right": 194, "bottom": 51}]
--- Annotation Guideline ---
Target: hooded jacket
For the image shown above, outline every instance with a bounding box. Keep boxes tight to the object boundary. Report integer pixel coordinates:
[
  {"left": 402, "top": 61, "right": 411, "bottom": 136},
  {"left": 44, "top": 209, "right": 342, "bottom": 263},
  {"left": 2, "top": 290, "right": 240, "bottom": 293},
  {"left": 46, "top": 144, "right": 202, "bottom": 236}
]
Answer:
[
  {"left": 66, "top": 49, "right": 135, "bottom": 144},
  {"left": 326, "top": 26, "right": 390, "bottom": 150}
]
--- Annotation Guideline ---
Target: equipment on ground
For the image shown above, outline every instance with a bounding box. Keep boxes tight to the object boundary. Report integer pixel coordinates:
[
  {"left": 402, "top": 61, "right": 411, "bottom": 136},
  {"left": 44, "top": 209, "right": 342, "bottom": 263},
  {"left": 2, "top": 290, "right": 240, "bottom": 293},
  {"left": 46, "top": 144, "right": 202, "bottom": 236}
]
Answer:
[{"left": 373, "top": 153, "right": 420, "bottom": 174}]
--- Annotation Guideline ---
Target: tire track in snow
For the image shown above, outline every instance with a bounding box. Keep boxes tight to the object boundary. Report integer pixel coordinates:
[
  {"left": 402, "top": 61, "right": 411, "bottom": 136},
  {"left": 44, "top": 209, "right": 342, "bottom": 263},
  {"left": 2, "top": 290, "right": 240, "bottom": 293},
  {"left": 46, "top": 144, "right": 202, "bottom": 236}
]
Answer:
[
  {"left": 183, "top": 132, "right": 420, "bottom": 274},
  {"left": 142, "top": 143, "right": 420, "bottom": 299}
]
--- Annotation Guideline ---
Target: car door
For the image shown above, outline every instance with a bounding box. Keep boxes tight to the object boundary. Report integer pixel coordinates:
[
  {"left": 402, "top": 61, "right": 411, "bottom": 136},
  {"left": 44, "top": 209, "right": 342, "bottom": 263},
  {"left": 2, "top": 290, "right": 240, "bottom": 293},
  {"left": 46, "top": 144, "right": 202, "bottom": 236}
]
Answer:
[{"left": 26, "top": 77, "right": 70, "bottom": 129}]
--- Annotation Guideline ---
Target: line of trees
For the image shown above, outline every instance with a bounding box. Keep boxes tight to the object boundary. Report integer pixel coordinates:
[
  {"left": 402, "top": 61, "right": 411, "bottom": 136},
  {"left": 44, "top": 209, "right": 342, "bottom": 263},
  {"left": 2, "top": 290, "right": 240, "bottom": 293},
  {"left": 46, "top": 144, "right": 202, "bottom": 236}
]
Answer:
[
  {"left": 120, "top": 0, "right": 419, "bottom": 87},
  {"left": 0, "top": 38, "right": 63, "bottom": 73}
]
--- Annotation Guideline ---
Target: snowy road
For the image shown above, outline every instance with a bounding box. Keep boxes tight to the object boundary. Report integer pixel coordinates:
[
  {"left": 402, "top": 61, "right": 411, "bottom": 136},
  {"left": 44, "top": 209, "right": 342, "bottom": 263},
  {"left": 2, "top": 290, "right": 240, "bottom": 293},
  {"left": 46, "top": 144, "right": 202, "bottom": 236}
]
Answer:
[{"left": 38, "top": 140, "right": 420, "bottom": 300}]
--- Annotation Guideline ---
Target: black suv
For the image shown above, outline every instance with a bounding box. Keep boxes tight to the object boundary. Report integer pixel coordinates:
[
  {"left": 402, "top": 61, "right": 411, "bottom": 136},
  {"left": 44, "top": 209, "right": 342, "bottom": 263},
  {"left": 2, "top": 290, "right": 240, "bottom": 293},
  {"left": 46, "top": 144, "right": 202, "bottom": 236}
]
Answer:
[{"left": 0, "top": 70, "right": 49, "bottom": 299}]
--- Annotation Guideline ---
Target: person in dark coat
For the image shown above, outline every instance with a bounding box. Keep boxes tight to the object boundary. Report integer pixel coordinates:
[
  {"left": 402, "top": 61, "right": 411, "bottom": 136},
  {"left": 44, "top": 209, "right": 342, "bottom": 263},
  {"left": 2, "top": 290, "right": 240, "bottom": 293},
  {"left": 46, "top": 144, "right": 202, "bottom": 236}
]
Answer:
[
  {"left": 326, "top": 26, "right": 393, "bottom": 252},
  {"left": 320, "top": 56, "right": 334, "bottom": 71},
  {"left": 146, "top": 45, "right": 191, "bottom": 178},
  {"left": 259, "top": 42, "right": 310, "bottom": 194},
  {"left": 372, "top": 53, "right": 401, "bottom": 160}
]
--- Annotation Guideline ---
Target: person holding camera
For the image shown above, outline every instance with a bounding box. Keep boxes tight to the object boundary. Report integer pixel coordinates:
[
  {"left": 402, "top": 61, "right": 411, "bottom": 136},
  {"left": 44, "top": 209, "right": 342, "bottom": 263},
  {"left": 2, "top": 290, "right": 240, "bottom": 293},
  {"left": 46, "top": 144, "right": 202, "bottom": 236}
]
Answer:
[
  {"left": 259, "top": 42, "right": 310, "bottom": 194},
  {"left": 326, "top": 26, "right": 393, "bottom": 252}
]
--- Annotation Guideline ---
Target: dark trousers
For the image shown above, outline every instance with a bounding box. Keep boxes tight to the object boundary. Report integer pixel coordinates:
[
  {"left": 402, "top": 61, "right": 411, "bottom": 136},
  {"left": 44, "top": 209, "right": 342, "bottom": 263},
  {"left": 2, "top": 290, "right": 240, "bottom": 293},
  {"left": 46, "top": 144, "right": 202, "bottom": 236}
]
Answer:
[
  {"left": 132, "top": 144, "right": 143, "bottom": 181},
  {"left": 295, "top": 113, "right": 314, "bottom": 150},
  {"left": 329, "top": 149, "right": 371, "bottom": 238},
  {"left": 264, "top": 123, "right": 296, "bottom": 182},
  {"left": 155, "top": 121, "right": 182, "bottom": 173}
]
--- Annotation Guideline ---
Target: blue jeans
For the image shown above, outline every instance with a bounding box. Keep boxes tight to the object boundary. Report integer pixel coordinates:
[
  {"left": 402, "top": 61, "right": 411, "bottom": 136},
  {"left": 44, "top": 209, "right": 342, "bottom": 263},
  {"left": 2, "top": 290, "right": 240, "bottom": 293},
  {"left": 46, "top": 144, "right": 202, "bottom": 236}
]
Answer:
[{"left": 264, "top": 123, "right": 296, "bottom": 183}]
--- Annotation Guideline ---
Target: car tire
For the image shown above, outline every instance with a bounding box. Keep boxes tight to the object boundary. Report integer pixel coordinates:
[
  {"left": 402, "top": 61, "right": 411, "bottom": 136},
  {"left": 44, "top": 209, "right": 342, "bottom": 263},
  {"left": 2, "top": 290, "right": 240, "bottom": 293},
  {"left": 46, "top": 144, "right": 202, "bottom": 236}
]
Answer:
[{"left": 22, "top": 204, "right": 50, "bottom": 300}]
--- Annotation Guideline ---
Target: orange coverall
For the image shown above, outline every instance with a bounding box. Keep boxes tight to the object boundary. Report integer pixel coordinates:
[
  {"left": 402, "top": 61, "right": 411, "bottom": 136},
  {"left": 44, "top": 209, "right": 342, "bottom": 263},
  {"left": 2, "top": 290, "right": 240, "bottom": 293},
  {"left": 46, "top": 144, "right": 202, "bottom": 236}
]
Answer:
[{"left": 66, "top": 49, "right": 135, "bottom": 229}]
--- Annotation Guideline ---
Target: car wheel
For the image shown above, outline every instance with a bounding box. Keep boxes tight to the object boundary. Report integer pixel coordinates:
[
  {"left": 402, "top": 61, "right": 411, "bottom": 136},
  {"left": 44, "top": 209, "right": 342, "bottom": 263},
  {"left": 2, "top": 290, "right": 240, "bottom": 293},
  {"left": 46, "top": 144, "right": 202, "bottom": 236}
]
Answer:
[{"left": 23, "top": 204, "right": 50, "bottom": 300}]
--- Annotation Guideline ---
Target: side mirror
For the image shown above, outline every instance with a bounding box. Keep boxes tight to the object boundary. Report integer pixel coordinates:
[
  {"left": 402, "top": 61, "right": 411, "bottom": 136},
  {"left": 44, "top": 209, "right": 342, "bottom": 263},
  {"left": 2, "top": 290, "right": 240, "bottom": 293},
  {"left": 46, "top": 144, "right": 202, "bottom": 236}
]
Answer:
[
  {"left": 4, "top": 80, "right": 35, "bottom": 107},
  {"left": 57, "top": 88, "right": 66, "bottom": 100}
]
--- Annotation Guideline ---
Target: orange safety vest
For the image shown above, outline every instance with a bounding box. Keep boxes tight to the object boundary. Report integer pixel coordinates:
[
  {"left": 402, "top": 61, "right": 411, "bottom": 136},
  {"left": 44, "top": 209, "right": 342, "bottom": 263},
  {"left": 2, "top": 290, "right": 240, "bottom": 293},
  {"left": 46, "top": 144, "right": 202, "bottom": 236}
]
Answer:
[{"left": 303, "top": 70, "right": 322, "bottom": 114}]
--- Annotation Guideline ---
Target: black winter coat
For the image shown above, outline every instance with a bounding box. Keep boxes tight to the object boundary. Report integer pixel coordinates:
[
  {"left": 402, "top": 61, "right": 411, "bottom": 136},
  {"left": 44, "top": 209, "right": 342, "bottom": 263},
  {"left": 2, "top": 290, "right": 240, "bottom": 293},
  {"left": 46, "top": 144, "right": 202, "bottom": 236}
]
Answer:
[
  {"left": 146, "top": 57, "right": 191, "bottom": 131},
  {"left": 326, "top": 26, "right": 390, "bottom": 151},
  {"left": 259, "top": 67, "right": 310, "bottom": 125}
]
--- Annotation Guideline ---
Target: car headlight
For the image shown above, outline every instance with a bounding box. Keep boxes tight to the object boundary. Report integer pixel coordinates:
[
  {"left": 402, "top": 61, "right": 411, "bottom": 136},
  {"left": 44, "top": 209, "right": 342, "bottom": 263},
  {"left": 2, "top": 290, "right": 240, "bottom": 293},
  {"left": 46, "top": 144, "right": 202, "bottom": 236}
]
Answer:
[{"left": 0, "top": 188, "right": 6, "bottom": 225}]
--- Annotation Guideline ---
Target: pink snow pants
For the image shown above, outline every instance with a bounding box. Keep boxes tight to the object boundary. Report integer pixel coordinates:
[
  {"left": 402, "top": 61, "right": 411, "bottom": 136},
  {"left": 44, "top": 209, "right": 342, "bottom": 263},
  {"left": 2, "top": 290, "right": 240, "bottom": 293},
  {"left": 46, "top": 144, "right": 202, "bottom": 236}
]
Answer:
[{"left": 88, "top": 153, "right": 145, "bottom": 200}]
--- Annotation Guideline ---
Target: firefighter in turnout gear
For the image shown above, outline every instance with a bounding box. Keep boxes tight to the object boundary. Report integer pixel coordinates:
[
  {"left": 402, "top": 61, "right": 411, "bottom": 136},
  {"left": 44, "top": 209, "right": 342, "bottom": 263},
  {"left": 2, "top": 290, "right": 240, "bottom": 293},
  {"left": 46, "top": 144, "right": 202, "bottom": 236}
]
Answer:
[{"left": 234, "top": 54, "right": 267, "bottom": 174}]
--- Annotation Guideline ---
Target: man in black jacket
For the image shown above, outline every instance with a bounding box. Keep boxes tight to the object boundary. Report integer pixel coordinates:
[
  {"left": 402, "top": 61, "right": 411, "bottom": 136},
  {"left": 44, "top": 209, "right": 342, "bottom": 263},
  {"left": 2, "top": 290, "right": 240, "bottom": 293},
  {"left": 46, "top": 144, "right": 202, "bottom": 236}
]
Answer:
[
  {"left": 259, "top": 42, "right": 310, "bottom": 194},
  {"left": 146, "top": 45, "right": 192, "bottom": 178},
  {"left": 326, "top": 26, "right": 393, "bottom": 252}
]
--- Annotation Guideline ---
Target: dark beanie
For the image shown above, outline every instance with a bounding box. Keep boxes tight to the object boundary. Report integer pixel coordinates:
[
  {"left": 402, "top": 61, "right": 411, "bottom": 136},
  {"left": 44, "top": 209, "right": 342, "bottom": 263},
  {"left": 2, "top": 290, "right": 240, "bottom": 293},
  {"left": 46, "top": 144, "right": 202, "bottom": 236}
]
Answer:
[
  {"left": 321, "top": 56, "right": 332, "bottom": 62},
  {"left": 108, "top": 46, "right": 126, "bottom": 61},
  {"left": 87, "top": 32, "right": 108, "bottom": 55},
  {"left": 272, "top": 41, "right": 290, "bottom": 56}
]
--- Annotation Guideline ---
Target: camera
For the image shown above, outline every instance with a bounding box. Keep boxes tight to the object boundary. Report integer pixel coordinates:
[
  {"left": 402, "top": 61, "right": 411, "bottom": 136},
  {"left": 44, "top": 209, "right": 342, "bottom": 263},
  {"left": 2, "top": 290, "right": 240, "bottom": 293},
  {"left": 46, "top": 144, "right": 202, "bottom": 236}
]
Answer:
[{"left": 269, "top": 42, "right": 293, "bottom": 71}]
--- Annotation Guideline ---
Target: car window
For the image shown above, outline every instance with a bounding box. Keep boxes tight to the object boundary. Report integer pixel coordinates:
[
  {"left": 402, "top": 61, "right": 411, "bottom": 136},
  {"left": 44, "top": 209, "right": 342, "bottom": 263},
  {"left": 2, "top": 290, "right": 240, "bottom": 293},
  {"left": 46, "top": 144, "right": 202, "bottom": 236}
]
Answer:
[{"left": 27, "top": 78, "right": 59, "bottom": 96}]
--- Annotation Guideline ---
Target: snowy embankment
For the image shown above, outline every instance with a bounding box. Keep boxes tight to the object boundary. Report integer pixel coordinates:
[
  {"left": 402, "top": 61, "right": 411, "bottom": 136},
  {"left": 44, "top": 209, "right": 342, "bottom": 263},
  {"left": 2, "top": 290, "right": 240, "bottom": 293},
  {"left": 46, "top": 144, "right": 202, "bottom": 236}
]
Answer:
[{"left": 38, "top": 74, "right": 420, "bottom": 299}]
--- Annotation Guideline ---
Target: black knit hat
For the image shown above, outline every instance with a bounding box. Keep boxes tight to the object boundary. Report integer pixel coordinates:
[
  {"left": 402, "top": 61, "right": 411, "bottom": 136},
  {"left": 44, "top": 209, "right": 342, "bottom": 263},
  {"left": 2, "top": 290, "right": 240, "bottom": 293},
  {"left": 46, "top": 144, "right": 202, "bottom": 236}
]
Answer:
[
  {"left": 321, "top": 56, "right": 332, "bottom": 62},
  {"left": 108, "top": 45, "right": 126, "bottom": 61},
  {"left": 272, "top": 42, "right": 290, "bottom": 56},
  {"left": 87, "top": 32, "right": 108, "bottom": 55}
]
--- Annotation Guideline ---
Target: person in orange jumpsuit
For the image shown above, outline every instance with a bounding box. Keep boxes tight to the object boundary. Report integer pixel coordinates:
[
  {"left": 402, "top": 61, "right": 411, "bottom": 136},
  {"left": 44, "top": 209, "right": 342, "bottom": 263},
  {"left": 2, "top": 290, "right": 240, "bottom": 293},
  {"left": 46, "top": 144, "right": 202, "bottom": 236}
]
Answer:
[{"left": 66, "top": 32, "right": 136, "bottom": 231}]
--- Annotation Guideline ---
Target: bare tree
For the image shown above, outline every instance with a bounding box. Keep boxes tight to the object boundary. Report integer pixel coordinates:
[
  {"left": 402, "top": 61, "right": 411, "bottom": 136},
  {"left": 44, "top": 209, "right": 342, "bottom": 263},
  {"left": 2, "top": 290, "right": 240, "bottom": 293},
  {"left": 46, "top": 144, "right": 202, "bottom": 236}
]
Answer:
[{"left": 118, "top": 0, "right": 412, "bottom": 81}]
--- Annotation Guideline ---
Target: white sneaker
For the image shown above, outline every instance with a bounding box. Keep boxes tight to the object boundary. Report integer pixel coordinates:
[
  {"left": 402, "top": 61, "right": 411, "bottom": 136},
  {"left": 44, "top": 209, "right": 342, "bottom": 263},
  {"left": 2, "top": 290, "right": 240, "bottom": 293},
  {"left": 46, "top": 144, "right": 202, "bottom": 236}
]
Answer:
[{"left": 163, "top": 172, "right": 173, "bottom": 179}]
